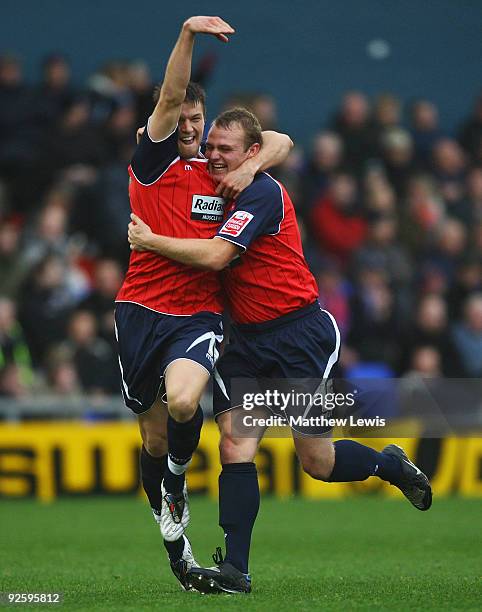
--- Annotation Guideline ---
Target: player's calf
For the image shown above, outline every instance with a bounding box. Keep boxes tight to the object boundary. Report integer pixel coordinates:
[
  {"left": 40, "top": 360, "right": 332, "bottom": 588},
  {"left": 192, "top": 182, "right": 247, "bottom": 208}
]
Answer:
[{"left": 293, "top": 436, "right": 335, "bottom": 481}]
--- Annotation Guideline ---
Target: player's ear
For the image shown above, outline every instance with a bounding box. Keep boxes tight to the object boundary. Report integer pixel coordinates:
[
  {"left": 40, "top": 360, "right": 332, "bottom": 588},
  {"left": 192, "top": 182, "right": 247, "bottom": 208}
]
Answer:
[{"left": 246, "top": 143, "right": 261, "bottom": 158}]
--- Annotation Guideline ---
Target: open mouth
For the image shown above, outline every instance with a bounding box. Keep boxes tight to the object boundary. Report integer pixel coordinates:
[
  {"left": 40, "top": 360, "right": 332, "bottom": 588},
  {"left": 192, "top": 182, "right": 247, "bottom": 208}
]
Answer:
[
  {"left": 179, "top": 136, "right": 196, "bottom": 146},
  {"left": 210, "top": 163, "right": 227, "bottom": 172}
]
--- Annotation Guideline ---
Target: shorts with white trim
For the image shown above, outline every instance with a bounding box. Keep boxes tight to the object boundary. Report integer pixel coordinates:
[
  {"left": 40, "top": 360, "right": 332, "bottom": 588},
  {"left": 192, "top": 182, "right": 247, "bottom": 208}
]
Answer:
[
  {"left": 115, "top": 302, "right": 223, "bottom": 415},
  {"left": 213, "top": 302, "right": 340, "bottom": 435}
]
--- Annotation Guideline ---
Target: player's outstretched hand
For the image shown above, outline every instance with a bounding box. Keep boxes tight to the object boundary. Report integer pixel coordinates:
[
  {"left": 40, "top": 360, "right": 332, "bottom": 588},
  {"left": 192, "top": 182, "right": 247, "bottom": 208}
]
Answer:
[
  {"left": 183, "top": 16, "right": 235, "bottom": 42},
  {"left": 216, "top": 166, "right": 255, "bottom": 199},
  {"left": 128, "top": 213, "right": 154, "bottom": 252}
]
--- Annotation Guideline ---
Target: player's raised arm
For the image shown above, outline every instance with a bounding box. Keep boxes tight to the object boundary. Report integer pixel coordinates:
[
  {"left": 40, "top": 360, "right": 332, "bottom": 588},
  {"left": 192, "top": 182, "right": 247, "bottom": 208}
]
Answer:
[
  {"left": 149, "top": 16, "right": 235, "bottom": 141},
  {"left": 216, "top": 131, "right": 293, "bottom": 199}
]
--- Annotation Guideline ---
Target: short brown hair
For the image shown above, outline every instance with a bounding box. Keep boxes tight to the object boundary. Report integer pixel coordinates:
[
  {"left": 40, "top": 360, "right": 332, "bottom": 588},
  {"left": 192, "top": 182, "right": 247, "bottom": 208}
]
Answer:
[
  {"left": 213, "top": 107, "right": 263, "bottom": 150},
  {"left": 153, "top": 81, "right": 206, "bottom": 117}
]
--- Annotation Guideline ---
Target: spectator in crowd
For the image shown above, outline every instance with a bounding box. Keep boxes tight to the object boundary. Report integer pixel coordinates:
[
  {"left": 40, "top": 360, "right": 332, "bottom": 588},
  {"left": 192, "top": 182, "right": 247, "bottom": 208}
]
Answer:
[
  {"left": 249, "top": 93, "right": 278, "bottom": 131},
  {"left": 353, "top": 214, "right": 413, "bottom": 290},
  {"left": 423, "top": 218, "right": 467, "bottom": 285},
  {"left": 310, "top": 172, "right": 367, "bottom": 266},
  {"left": 458, "top": 93, "right": 482, "bottom": 162},
  {"left": 0, "top": 363, "right": 27, "bottom": 397},
  {"left": 446, "top": 258, "right": 482, "bottom": 319},
  {"left": 80, "top": 258, "right": 123, "bottom": 345},
  {"left": 409, "top": 100, "right": 442, "bottom": 168},
  {"left": 371, "top": 93, "right": 402, "bottom": 156},
  {"left": 22, "top": 188, "right": 74, "bottom": 265},
  {"left": 332, "top": 91, "right": 374, "bottom": 175},
  {"left": 127, "top": 60, "right": 154, "bottom": 128},
  {"left": 273, "top": 145, "right": 304, "bottom": 206},
  {"left": 397, "top": 345, "right": 443, "bottom": 420},
  {"left": 400, "top": 175, "right": 445, "bottom": 254},
  {"left": 57, "top": 310, "right": 119, "bottom": 396},
  {"left": 346, "top": 268, "right": 401, "bottom": 369},
  {"left": 317, "top": 262, "right": 351, "bottom": 336},
  {"left": 0, "top": 53, "right": 30, "bottom": 141},
  {"left": 451, "top": 293, "right": 482, "bottom": 377},
  {"left": 0, "top": 297, "right": 34, "bottom": 393},
  {"left": 18, "top": 255, "right": 80, "bottom": 365},
  {"left": 43, "top": 346, "right": 82, "bottom": 397},
  {"left": 100, "top": 102, "right": 136, "bottom": 162},
  {"left": 34, "top": 54, "right": 75, "bottom": 129},
  {"left": 431, "top": 138, "right": 467, "bottom": 216},
  {"left": 406, "top": 346, "right": 442, "bottom": 377},
  {"left": 380, "top": 127, "right": 418, "bottom": 196},
  {"left": 363, "top": 171, "right": 397, "bottom": 217},
  {"left": 472, "top": 221, "right": 482, "bottom": 255},
  {"left": 87, "top": 60, "right": 133, "bottom": 123},
  {"left": 399, "top": 294, "right": 462, "bottom": 376},
  {"left": 76, "top": 137, "right": 132, "bottom": 261},
  {"left": 0, "top": 54, "right": 39, "bottom": 212},
  {"left": 0, "top": 221, "right": 31, "bottom": 299},
  {"left": 299, "top": 131, "right": 344, "bottom": 214},
  {"left": 462, "top": 166, "right": 482, "bottom": 225},
  {"left": 43, "top": 97, "right": 107, "bottom": 180}
]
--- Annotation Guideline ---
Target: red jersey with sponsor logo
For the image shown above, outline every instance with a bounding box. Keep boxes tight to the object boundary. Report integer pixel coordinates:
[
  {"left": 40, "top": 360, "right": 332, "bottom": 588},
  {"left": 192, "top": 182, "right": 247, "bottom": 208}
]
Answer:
[
  {"left": 116, "top": 124, "right": 225, "bottom": 315},
  {"left": 216, "top": 172, "right": 318, "bottom": 324}
]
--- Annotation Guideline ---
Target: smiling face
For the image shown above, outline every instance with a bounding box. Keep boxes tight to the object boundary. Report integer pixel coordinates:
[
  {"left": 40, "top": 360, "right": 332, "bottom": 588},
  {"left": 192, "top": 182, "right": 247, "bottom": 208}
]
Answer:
[
  {"left": 177, "top": 101, "right": 205, "bottom": 159},
  {"left": 205, "top": 122, "right": 259, "bottom": 183}
]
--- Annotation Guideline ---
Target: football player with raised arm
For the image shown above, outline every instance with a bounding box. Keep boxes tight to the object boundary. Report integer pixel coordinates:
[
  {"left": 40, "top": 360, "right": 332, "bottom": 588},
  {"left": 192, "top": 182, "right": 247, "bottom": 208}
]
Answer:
[{"left": 115, "top": 17, "right": 293, "bottom": 589}]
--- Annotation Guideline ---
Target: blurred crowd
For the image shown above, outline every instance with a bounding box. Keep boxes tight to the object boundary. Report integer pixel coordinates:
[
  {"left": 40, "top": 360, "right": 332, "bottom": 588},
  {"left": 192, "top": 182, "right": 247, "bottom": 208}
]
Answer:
[{"left": 0, "top": 52, "right": 481, "bottom": 400}]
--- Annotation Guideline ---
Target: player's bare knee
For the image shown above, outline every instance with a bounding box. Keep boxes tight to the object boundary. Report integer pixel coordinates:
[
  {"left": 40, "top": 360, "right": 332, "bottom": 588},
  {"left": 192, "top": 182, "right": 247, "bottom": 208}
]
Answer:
[
  {"left": 143, "top": 431, "right": 168, "bottom": 457},
  {"left": 167, "top": 391, "right": 199, "bottom": 422},
  {"left": 301, "top": 454, "right": 334, "bottom": 481},
  {"left": 219, "top": 434, "right": 255, "bottom": 464}
]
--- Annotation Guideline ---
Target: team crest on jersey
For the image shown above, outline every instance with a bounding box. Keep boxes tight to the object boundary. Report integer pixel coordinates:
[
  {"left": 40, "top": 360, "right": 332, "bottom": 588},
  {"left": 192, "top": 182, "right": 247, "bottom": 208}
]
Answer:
[
  {"left": 219, "top": 211, "right": 254, "bottom": 237},
  {"left": 191, "top": 195, "right": 225, "bottom": 222}
]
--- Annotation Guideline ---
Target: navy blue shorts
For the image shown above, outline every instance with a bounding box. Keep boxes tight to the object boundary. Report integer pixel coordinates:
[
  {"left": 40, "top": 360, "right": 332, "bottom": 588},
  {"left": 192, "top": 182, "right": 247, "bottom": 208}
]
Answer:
[
  {"left": 213, "top": 302, "right": 341, "bottom": 435},
  {"left": 115, "top": 302, "right": 223, "bottom": 415}
]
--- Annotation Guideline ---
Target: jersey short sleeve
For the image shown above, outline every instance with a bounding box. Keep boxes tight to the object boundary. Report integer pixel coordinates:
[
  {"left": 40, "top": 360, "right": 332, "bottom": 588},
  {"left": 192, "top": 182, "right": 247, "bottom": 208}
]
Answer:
[
  {"left": 215, "top": 174, "right": 284, "bottom": 250},
  {"left": 130, "top": 116, "right": 179, "bottom": 184}
]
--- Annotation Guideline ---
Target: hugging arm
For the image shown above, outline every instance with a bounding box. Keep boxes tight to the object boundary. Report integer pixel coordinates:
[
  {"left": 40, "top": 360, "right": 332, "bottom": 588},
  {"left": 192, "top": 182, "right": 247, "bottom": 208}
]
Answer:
[
  {"left": 128, "top": 214, "right": 241, "bottom": 271},
  {"left": 216, "top": 131, "right": 293, "bottom": 199}
]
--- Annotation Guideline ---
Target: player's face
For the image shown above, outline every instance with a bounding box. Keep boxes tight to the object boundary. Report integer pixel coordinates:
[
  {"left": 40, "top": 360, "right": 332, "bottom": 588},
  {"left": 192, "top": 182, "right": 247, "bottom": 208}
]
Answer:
[
  {"left": 205, "top": 124, "right": 257, "bottom": 183},
  {"left": 177, "top": 102, "right": 205, "bottom": 159}
]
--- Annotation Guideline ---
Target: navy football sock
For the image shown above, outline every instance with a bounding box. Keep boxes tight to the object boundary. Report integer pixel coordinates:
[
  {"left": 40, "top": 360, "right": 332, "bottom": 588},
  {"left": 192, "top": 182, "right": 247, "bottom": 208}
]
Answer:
[
  {"left": 219, "top": 462, "right": 259, "bottom": 575},
  {"left": 164, "top": 406, "right": 203, "bottom": 494},
  {"left": 140, "top": 446, "right": 167, "bottom": 512},
  {"left": 327, "top": 440, "right": 403, "bottom": 484},
  {"left": 163, "top": 537, "right": 185, "bottom": 563},
  {"left": 140, "top": 448, "right": 186, "bottom": 563}
]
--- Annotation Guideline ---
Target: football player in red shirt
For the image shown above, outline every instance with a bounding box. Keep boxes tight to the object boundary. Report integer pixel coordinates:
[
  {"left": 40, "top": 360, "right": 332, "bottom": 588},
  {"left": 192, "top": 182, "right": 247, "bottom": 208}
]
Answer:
[
  {"left": 115, "top": 17, "right": 293, "bottom": 589},
  {"left": 129, "top": 109, "right": 433, "bottom": 594}
]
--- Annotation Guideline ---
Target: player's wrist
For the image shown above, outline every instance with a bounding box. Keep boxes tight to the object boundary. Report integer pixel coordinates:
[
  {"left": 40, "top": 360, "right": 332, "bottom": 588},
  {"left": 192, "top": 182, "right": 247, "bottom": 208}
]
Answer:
[
  {"left": 243, "top": 157, "right": 260, "bottom": 176},
  {"left": 182, "top": 20, "right": 197, "bottom": 36}
]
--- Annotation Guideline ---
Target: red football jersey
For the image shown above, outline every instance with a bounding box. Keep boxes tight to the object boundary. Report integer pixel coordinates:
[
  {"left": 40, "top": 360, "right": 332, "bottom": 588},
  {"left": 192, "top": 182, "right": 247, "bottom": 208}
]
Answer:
[
  {"left": 216, "top": 173, "right": 318, "bottom": 324},
  {"left": 116, "top": 126, "right": 225, "bottom": 315}
]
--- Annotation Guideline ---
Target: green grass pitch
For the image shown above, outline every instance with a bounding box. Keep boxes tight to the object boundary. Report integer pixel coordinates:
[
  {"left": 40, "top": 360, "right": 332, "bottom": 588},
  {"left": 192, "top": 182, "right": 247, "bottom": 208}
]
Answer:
[{"left": 0, "top": 496, "right": 480, "bottom": 611}]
